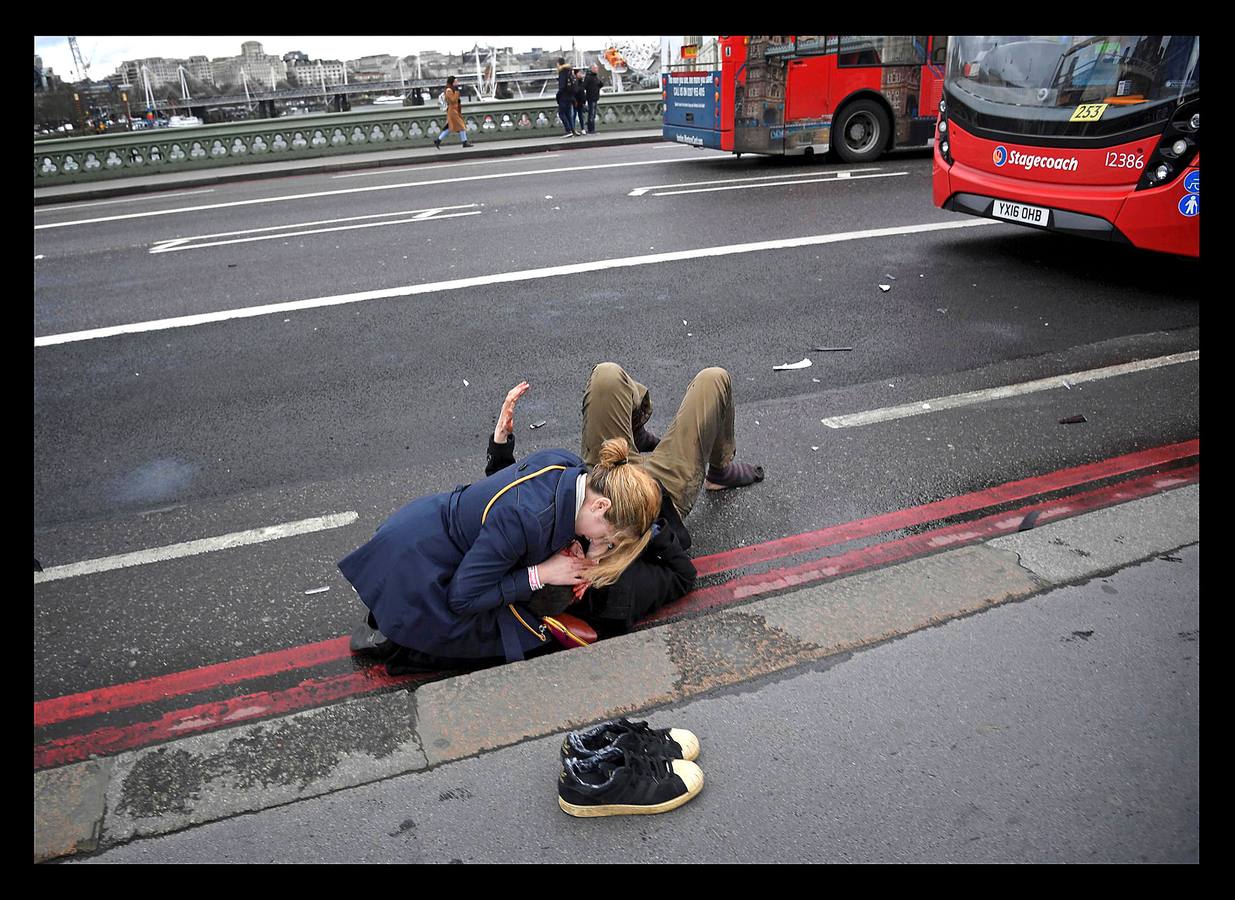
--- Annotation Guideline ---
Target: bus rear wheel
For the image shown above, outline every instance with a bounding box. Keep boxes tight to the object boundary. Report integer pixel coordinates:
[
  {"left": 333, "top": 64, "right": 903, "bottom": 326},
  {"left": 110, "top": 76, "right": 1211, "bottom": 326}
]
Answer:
[{"left": 834, "top": 100, "right": 890, "bottom": 163}]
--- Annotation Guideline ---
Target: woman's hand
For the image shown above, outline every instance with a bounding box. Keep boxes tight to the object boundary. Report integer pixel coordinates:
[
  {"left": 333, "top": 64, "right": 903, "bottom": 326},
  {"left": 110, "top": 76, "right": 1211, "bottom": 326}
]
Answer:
[
  {"left": 537, "top": 548, "right": 597, "bottom": 585},
  {"left": 494, "top": 381, "right": 530, "bottom": 444}
]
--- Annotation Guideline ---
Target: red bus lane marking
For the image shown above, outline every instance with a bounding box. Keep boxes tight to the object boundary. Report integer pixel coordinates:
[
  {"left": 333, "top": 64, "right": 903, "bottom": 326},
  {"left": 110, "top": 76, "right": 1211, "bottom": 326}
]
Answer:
[
  {"left": 35, "top": 637, "right": 351, "bottom": 729},
  {"left": 643, "top": 464, "right": 1198, "bottom": 625},
  {"left": 693, "top": 439, "right": 1198, "bottom": 577},
  {"left": 33, "top": 462, "right": 1197, "bottom": 771},
  {"left": 33, "top": 439, "right": 1198, "bottom": 732},
  {"left": 34, "top": 667, "right": 433, "bottom": 771}
]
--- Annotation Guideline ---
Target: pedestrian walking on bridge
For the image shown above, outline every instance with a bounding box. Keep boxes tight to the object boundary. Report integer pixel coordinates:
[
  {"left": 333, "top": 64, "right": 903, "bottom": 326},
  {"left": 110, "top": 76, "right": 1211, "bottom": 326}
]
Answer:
[{"left": 434, "top": 76, "right": 472, "bottom": 149}]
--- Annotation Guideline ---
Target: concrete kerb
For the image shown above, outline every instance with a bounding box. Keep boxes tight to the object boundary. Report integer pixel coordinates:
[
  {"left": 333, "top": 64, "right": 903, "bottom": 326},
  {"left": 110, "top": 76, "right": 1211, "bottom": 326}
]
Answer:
[
  {"left": 32, "top": 131, "right": 665, "bottom": 206},
  {"left": 33, "top": 484, "right": 1199, "bottom": 862}
]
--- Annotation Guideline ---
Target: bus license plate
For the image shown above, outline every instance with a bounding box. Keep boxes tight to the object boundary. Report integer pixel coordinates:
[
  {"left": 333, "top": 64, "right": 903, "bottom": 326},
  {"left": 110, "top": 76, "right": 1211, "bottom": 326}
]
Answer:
[{"left": 993, "top": 200, "right": 1049, "bottom": 227}]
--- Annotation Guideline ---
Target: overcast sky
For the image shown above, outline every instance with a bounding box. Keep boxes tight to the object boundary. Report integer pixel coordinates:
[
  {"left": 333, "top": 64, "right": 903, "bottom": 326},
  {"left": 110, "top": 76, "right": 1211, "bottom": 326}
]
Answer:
[{"left": 33, "top": 36, "right": 661, "bottom": 80}]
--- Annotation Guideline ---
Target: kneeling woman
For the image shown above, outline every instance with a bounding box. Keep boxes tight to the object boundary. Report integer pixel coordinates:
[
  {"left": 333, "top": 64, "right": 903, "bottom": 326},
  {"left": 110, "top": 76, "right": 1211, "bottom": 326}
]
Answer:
[{"left": 339, "top": 438, "right": 660, "bottom": 669}]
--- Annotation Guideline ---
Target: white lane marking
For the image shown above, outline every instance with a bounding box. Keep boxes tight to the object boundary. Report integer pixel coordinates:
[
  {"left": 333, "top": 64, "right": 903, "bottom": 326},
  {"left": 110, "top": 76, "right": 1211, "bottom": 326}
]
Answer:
[
  {"left": 35, "top": 219, "right": 999, "bottom": 347},
  {"left": 34, "top": 189, "right": 216, "bottom": 212},
  {"left": 648, "top": 171, "right": 908, "bottom": 197},
  {"left": 150, "top": 212, "right": 481, "bottom": 253},
  {"left": 33, "top": 157, "right": 729, "bottom": 231},
  {"left": 629, "top": 168, "right": 882, "bottom": 196},
  {"left": 331, "top": 154, "right": 562, "bottom": 178},
  {"left": 148, "top": 205, "right": 481, "bottom": 253},
  {"left": 33, "top": 512, "right": 359, "bottom": 584},
  {"left": 821, "top": 351, "right": 1201, "bottom": 429}
]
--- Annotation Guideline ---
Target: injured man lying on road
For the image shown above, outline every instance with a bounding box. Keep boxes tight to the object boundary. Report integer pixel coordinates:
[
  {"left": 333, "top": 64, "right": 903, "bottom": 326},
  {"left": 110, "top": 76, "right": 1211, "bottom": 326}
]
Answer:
[{"left": 342, "top": 364, "right": 765, "bottom": 675}]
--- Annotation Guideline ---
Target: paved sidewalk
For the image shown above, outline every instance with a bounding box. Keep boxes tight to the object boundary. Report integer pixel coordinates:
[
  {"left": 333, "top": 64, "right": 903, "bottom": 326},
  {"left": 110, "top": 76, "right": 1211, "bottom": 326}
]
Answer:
[
  {"left": 34, "top": 484, "right": 1199, "bottom": 862},
  {"left": 33, "top": 130, "right": 664, "bottom": 205}
]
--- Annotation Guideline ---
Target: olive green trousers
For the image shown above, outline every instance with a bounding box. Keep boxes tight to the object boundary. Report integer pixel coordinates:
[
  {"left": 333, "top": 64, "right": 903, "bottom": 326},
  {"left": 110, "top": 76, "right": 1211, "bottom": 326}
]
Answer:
[{"left": 580, "top": 362, "right": 736, "bottom": 517}]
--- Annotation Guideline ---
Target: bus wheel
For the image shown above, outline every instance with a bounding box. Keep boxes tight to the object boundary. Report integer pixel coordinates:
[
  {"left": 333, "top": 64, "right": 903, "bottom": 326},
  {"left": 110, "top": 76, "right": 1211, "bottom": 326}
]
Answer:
[{"left": 834, "top": 100, "right": 890, "bottom": 163}]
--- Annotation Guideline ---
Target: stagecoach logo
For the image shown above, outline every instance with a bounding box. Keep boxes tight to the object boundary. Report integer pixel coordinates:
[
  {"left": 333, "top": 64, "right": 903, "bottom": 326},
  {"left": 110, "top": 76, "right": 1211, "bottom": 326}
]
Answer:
[{"left": 993, "top": 145, "right": 1080, "bottom": 173}]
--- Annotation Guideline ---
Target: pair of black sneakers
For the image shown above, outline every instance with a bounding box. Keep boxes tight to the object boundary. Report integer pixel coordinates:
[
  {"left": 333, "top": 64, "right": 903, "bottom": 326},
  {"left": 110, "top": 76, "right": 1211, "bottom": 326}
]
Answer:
[{"left": 557, "top": 718, "right": 704, "bottom": 817}]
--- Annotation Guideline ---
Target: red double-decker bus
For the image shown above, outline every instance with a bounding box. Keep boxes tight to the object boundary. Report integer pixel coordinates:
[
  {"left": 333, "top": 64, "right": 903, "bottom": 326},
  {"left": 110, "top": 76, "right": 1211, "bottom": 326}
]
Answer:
[
  {"left": 663, "top": 36, "right": 947, "bottom": 162},
  {"left": 933, "top": 36, "right": 1199, "bottom": 257}
]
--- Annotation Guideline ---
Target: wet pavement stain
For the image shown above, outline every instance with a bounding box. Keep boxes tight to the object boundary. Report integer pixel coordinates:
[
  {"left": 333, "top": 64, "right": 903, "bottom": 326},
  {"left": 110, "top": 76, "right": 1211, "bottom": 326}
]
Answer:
[
  {"left": 110, "top": 458, "right": 200, "bottom": 506},
  {"left": 116, "top": 698, "right": 418, "bottom": 819},
  {"left": 117, "top": 748, "right": 205, "bottom": 818},
  {"left": 664, "top": 611, "right": 821, "bottom": 695},
  {"left": 388, "top": 818, "right": 416, "bottom": 838}
]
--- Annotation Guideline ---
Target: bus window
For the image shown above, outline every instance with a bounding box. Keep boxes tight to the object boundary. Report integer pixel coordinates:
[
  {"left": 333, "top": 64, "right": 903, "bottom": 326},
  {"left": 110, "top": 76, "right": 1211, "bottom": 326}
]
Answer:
[
  {"left": 838, "top": 36, "right": 923, "bottom": 67},
  {"left": 931, "top": 36, "right": 948, "bottom": 66}
]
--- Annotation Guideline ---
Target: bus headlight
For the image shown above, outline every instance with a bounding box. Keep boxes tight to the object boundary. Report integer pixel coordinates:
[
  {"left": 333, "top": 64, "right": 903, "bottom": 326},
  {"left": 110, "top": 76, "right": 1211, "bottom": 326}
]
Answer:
[
  {"left": 937, "top": 91, "right": 954, "bottom": 165},
  {"left": 1137, "top": 98, "right": 1198, "bottom": 191}
]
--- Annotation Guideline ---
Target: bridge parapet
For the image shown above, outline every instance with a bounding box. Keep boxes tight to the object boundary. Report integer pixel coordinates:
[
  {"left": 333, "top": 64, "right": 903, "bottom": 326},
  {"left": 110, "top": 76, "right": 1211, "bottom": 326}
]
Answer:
[{"left": 33, "top": 91, "right": 664, "bottom": 185}]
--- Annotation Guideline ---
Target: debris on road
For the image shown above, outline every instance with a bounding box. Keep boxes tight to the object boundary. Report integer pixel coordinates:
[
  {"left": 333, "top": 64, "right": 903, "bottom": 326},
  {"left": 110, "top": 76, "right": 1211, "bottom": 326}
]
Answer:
[
  {"left": 773, "top": 358, "right": 812, "bottom": 371},
  {"left": 879, "top": 284, "right": 891, "bottom": 292},
  {"left": 812, "top": 346, "right": 853, "bottom": 352},
  {"left": 463, "top": 379, "right": 469, "bottom": 387},
  {"left": 305, "top": 586, "right": 331, "bottom": 595},
  {"left": 1059, "top": 415, "right": 1088, "bottom": 424},
  {"left": 530, "top": 420, "right": 547, "bottom": 429},
  {"left": 811, "top": 446, "right": 820, "bottom": 451}
]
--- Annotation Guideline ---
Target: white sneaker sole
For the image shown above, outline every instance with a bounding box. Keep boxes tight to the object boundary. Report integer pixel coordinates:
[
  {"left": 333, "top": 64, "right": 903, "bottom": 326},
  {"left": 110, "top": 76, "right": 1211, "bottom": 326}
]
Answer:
[{"left": 558, "top": 760, "right": 704, "bottom": 817}]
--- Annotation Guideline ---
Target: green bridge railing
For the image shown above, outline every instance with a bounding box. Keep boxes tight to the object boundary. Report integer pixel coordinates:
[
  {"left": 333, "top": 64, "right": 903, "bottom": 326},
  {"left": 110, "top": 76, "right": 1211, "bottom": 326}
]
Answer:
[{"left": 34, "top": 90, "right": 665, "bottom": 185}]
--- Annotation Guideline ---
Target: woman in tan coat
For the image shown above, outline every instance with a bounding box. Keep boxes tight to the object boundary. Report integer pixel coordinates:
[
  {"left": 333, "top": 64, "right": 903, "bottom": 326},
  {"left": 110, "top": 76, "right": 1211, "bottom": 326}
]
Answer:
[{"left": 434, "top": 76, "right": 472, "bottom": 149}]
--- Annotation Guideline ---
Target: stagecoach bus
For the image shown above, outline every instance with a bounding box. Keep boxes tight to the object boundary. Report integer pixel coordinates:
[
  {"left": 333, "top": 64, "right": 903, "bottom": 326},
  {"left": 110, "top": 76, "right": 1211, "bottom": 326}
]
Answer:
[
  {"left": 933, "top": 35, "right": 1199, "bottom": 257},
  {"left": 663, "top": 36, "right": 947, "bottom": 162}
]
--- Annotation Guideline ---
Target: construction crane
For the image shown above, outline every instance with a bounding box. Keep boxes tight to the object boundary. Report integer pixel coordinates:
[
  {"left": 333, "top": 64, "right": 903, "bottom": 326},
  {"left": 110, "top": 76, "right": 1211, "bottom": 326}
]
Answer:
[{"left": 68, "top": 36, "right": 91, "bottom": 82}]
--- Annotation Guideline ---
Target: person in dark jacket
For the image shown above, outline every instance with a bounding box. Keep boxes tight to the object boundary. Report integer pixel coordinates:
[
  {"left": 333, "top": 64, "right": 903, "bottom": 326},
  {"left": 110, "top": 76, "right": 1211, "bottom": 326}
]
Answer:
[
  {"left": 583, "top": 64, "right": 603, "bottom": 134},
  {"left": 555, "top": 58, "right": 575, "bottom": 137},
  {"left": 571, "top": 69, "right": 587, "bottom": 135},
  {"left": 341, "top": 432, "right": 662, "bottom": 670}
]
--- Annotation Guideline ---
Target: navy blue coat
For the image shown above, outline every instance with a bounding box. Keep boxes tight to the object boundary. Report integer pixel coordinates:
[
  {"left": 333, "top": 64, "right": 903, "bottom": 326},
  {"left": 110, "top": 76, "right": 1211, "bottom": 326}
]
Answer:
[{"left": 338, "top": 449, "right": 586, "bottom": 662}]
